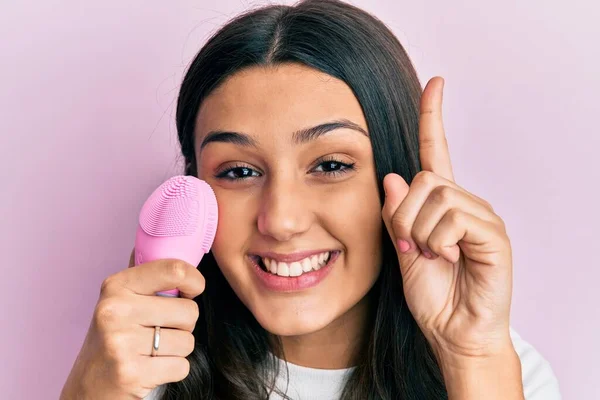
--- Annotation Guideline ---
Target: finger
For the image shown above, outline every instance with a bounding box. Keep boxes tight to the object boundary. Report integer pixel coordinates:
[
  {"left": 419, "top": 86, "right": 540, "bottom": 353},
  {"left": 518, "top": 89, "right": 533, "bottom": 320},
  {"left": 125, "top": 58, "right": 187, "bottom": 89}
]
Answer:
[
  {"left": 428, "top": 209, "right": 507, "bottom": 266},
  {"left": 389, "top": 171, "right": 494, "bottom": 255},
  {"left": 412, "top": 185, "right": 502, "bottom": 259},
  {"left": 382, "top": 173, "right": 417, "bottom": 266},
  {"left": 134, "top": 296, "right": 199, "bottom": 332},
  {"left": 136, "top": 326, "right": 195, "bottom": 357},
  {"left": 105, "top": 259, "right": 206, "bottom": 300},
  {"left": 140, "top": 356, "right": 191, "bottom": 387},
  {"left": 419, "top": 77, "right": 454, "bottom": 182}
]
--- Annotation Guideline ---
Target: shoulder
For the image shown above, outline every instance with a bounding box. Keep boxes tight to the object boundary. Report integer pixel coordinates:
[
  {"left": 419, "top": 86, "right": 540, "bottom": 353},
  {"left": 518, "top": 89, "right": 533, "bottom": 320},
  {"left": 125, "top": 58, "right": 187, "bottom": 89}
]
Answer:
[{"left": 510, "top": 327, "right": 562, "bottom": 400}]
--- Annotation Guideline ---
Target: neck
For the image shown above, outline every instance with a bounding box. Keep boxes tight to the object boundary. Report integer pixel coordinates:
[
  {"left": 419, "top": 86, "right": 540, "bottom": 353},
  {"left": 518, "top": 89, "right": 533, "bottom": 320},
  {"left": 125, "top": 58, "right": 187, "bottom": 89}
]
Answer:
[{"left": 274, "top": 293, "right": 372, "bottom": 369}]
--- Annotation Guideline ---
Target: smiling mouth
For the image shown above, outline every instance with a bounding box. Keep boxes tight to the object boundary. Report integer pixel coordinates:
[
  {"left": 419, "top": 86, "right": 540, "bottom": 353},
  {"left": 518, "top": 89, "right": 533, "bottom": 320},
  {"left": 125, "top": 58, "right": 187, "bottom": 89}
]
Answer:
[{"left": 252, "top": 251, "right": 337, "bottom": 277}]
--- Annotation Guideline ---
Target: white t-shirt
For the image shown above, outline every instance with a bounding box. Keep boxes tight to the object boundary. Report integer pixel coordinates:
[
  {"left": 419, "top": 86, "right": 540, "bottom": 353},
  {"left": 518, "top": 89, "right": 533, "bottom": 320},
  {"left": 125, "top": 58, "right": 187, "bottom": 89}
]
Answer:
[{"left": 145, "top": 328, "right": 561, "bottom": 399}]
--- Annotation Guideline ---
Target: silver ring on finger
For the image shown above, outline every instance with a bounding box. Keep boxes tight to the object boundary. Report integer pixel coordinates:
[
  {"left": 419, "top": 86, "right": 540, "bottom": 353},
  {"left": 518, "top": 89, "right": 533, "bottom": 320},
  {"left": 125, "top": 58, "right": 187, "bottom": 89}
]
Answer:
[{"left": 151, "top": 326, "right": 161, "bottom": 357}]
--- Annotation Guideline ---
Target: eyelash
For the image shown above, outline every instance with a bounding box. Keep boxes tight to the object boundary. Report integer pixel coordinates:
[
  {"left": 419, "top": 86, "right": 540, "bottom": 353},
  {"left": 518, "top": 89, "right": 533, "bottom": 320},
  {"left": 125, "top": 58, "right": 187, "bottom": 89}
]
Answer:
[{"left": 215, "top": 157, "right": 356, "bottom": 181}]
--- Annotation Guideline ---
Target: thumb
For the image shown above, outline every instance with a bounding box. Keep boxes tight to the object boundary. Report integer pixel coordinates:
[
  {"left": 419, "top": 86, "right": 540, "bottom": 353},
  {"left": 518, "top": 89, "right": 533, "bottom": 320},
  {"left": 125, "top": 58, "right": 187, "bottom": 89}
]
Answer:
[{"left": 382, "top": 173, "right": 417, "bottom": 269}]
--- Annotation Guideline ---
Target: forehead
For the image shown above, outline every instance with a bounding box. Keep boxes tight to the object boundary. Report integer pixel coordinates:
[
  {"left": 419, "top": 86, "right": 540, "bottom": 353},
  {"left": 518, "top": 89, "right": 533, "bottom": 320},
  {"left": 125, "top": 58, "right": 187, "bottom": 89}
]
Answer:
[{"left": 195, "top": 63, "right": 367, "bottom": 141}]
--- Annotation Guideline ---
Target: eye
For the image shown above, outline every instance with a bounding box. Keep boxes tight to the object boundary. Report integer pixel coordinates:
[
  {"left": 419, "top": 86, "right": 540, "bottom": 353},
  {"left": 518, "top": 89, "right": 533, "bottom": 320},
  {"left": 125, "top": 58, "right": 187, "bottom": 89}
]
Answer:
[
  {"left": 215, "top": 164, "right": 261, "bottom": 181},
  {"left": 313, "top": 157, "right": 356, "bottom": 177},
  {"left": 214, "top": 157, "right": 356, "bottom": 182}
]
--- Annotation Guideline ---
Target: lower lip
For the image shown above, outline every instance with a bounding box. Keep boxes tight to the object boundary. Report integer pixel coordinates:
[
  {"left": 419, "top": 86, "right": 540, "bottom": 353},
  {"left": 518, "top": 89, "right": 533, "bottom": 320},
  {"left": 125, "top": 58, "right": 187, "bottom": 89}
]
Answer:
[{"left": 250, "top": 251, "right": 340, "bottom": 292}]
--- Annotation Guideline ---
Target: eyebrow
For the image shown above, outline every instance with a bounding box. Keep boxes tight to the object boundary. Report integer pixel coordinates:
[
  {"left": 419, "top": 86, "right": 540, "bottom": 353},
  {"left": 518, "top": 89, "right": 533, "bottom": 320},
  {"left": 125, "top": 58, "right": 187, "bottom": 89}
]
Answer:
[{"left": 199, "top": 118, "right": 368, "bottom": 151}]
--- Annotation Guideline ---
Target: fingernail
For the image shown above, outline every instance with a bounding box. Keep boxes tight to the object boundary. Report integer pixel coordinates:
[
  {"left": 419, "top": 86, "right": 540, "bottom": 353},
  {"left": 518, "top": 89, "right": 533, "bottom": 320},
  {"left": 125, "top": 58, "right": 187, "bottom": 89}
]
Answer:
[{"left": 397, "top": 239, "right": 411, "bottom": 253}]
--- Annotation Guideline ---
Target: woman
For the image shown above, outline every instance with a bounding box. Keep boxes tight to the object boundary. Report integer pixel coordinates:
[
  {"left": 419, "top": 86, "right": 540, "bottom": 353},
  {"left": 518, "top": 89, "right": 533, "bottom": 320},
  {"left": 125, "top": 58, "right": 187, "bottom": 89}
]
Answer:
[{"left": 60, "top": 0, "right": 561, "bottom": 399}]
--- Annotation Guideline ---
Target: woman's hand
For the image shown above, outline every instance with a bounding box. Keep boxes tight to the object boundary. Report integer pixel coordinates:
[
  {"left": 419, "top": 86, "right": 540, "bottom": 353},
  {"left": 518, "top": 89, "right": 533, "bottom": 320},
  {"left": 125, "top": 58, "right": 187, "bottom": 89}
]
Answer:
[
  {"left": 382, "top": 77, "right": 523, "bottom": 398},
  {"left": 60, "top": 250, "right": 204, "bottom": 400}
]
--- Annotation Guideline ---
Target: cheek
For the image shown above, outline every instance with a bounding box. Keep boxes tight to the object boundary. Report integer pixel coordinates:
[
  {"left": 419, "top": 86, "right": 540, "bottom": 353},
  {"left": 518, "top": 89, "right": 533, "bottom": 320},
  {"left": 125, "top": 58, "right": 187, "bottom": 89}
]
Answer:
[
  {"left": 209, "top": 192, "right": 255, "bottom": 269},
  {"left": 323, "top": 176, "right": 382, "bottom": 237},
  {"left": 320, "top": 178, "right": 383, "bottom": 271}
]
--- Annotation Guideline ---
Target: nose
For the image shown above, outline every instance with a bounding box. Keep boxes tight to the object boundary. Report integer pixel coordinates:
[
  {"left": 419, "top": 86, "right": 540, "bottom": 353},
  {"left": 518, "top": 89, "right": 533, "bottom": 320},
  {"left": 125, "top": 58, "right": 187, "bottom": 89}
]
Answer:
[{"left": 257, "top": 177, "right": 313, "bottom": 242}]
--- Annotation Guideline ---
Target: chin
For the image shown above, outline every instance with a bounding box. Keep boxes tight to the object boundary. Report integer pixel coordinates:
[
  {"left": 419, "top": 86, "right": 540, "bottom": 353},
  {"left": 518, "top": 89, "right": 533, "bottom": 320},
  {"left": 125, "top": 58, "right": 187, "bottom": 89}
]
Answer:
[{"left": 252, "top": 306, "right": 337, "bottom": 337}]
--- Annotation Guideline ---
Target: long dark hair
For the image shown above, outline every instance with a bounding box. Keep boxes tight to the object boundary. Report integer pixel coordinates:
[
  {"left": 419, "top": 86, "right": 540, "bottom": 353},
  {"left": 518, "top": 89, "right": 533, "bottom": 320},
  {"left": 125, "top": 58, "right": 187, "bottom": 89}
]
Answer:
[{"left": 162, "top": 0, "right": 447, "bottom": 398}]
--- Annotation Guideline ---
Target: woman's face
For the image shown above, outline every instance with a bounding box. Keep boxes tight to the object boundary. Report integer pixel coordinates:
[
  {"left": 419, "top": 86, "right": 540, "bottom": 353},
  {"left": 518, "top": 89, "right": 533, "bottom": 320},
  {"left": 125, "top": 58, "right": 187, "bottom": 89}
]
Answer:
[{"left": 195, "top": 63, "right": 382, "bottom": 338}]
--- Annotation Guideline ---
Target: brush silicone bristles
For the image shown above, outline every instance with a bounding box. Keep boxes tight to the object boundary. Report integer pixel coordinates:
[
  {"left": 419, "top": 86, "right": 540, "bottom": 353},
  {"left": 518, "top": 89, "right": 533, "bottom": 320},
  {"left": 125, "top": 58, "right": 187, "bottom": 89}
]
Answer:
[{"left": 134, "top": 175, "right": 218, "bottom": 297}]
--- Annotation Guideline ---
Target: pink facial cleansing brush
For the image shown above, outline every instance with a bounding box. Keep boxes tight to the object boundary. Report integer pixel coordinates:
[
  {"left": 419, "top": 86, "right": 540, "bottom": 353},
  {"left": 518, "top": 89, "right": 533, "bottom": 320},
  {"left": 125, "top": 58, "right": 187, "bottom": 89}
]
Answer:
[{"left": 134, "top": 175, "right": 218, "bottom": 297}]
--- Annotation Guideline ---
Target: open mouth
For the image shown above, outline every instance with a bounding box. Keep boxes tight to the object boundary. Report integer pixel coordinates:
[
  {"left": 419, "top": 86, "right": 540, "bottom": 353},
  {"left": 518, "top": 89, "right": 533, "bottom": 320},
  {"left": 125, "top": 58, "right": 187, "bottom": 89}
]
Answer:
[{"left": 252, "top": 251, "right": 337, "bottom": 277}]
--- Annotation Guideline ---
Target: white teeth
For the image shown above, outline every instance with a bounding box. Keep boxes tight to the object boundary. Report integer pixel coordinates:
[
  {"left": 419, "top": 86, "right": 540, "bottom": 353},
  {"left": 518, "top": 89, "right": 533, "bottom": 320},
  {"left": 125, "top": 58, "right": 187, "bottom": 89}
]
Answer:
[
  {"left": 269, "top": 259, "right": 278, "bottom": 274},
  {"left": 301, "top": 258, "right": 312, "bottom": 272},
  {"left": 310, "top": 255, "right": 319, "bottom": 268},
  {"left": 289, "top": 262, "right": 302, "bottom": 277},
  {"left": 259, "top": 251, "right": 332, "bottom": 276},
  {"left": 276, "top": 262, "right": 290, "bottom": 277}
]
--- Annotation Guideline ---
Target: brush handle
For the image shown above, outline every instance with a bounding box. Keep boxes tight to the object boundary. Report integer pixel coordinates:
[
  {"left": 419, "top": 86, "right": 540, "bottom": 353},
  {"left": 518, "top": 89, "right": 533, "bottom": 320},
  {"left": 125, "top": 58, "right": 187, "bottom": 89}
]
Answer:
[{"left": 134, "top": 226, "right": 210, "bottom": 297}]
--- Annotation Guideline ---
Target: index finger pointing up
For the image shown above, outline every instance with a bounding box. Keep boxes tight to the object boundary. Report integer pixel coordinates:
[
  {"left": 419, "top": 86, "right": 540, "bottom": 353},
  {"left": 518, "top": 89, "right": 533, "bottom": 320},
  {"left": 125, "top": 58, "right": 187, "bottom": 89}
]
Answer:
[{"left": 419, "top": 77, "right": 455, "bottom": 182}]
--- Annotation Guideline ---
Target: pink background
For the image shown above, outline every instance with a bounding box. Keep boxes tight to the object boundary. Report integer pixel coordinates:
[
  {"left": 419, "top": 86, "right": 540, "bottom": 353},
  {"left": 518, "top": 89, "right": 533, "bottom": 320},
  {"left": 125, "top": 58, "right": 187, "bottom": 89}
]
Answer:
[{"left": 1, "top": 0, "right": 598, "bottom": 398}]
